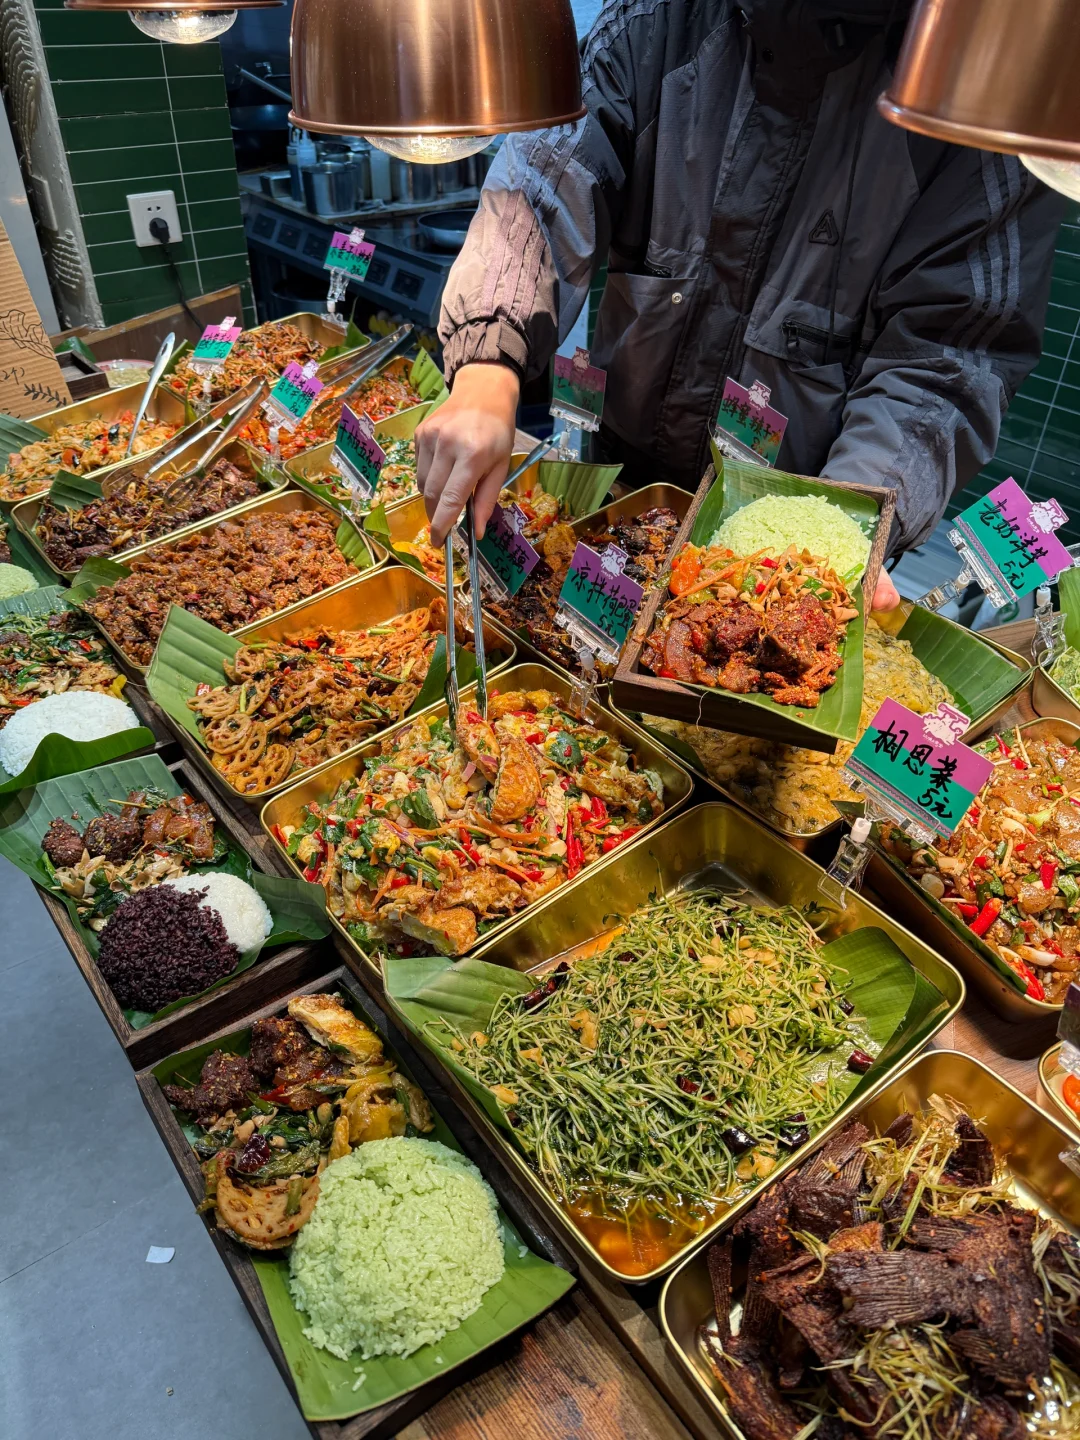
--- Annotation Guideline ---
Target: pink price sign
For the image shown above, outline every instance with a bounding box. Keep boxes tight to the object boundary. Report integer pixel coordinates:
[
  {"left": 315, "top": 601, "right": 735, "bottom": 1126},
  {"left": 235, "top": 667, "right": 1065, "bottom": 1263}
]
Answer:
[
  {"left": 953, "top": 477, "right": 1072, "bottom": 599},
  {"left": 325, "top": 229, "right": 375, "bottom": 281},
  {"left": 192, "top": 315, "right": 242, "bottom": 364},
  {"left": 331, "top": 403, "right": 386, "bottom": 498}
]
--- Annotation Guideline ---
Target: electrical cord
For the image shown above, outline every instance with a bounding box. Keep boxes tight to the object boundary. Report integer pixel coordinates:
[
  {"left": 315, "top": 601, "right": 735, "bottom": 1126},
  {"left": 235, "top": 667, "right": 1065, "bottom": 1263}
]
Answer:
[{"left": 148, "top": 215, "right": 203, "bottom": 331}]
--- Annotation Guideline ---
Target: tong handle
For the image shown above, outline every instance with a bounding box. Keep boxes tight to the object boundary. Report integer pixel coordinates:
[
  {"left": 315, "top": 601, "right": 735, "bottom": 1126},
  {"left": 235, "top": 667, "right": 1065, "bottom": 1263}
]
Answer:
[
  {"left": 462, "top": 497, "right": 488, "bottom": 719},
  {"left": 308, "top": 324, "right": 415, "bottom": 423},
  {"left": 443, "top": 534, "right": 460, "bottom": 731},
  {"left": 125, "top": 331, "right": 175, "bottom": 457},
  {"left": 504, "top": 434, "right": 555, "bottom": 490}
]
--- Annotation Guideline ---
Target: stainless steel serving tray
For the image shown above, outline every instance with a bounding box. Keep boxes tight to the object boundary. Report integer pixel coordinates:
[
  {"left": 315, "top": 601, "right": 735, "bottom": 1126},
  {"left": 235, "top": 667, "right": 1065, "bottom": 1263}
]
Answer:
[
  {"left": 260, "top": 659, "right": 694, "bottom": 977},
  {"left": 660, "top": 1048, "right": 1080, "bottom": 1439}
]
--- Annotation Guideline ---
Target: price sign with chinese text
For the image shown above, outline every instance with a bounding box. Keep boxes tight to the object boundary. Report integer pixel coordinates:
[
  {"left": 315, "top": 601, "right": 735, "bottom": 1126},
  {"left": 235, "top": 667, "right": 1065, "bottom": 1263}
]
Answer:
[
  {"left": 715, "top": 378, "right": 789, "bottom": 466},
  {"left": 324, "top": 228, "right": 375, "bottom": 281},
  {"left": 471, "top": 503, "right": 541, "bottom": 598},
  {"left": 330, "top": 403, "right": 385, "bottom": 502},
  {"left": 845, "top": 699, "right": 994, "bottom": 840},
  {"left": 264, "top": 361, "right": 323, "bottom": 431},
  {"left": 953, "top": 477, "right": 1071, "bottom": 600},
  {"left": 192, "top": 315, "right": 241, "bottom": 366},
  {"left": 556, "top": 542, "right": 644, "bottom": 664},
  {"left": 551, "top": 347, "right": 607, "bottom": 431}
]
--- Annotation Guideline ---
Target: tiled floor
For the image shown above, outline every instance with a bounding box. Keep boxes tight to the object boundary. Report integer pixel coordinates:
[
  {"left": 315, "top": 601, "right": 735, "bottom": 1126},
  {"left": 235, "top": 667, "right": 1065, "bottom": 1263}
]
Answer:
[{"left": 0, "top": 857, "right": 310, "bottom": 1440}]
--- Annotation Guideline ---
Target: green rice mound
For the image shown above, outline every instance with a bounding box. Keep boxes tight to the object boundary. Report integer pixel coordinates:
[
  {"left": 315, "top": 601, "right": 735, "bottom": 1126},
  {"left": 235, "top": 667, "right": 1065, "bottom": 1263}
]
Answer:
[
  {"left": 711, "top": 494, "right": 870, "bottom": 580},
  {"left": 288, "top": 1137, "right": 506, "bottom": 1361},
  {"left": 0, "top": 564, "right": 37, "bottom": 600}
]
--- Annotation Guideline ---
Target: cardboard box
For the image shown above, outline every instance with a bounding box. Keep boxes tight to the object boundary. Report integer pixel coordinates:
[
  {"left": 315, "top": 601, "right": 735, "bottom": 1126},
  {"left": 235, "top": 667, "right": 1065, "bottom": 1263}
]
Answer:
[{"left": 0, "top": 217, "right": 70, "bottom": 416}]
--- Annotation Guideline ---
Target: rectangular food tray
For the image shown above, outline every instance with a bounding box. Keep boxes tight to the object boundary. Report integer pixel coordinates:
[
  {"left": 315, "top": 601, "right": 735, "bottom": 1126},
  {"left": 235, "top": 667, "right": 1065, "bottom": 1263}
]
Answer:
[
  {"left": 0, "top": 379, "right": 193, "bottom": 508},
  {"left": 382, "top": 799, "right": 964, "bottom": 1285},
  {"left": 866, "top": 715, "right": 1077, "bottom": 1025},
  {"left": 613, "top": 601, "right": 1032, "bottom": 853},
  {"left": 10, "top": 437, "right": 287, "bottom": 581},
  {"left": 69, "top": 488, "right": 389, "bottom": 675},
  {"left": 612, "top": 463, "right": 897, "bottom": 753},
  {"left": 260, "top": 659, "right": 695, "bottom": 977},
  {"left": 483, "top": 483, "right": 696, "bottom": 690},
  {"left": 27, "top": 757, "right": 326, "bottom": 1067},
  {"left": 659, "top": 1048, "right": 1080, "bottom": 1440},
  {"left": 135, "top": 964, "right": 577, "bottom": 1438},
  {"left": 150, "top": 565, "right": 518, "bottom": 804},
  {"left": 283, "top": 400, "right": 437, "bottom": 513}
]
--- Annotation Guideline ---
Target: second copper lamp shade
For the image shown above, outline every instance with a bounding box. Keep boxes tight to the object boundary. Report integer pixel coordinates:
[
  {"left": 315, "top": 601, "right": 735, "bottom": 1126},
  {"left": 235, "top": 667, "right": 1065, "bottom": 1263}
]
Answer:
[{"left": 289, "top": 0, "right": 584, "bottom": 141}]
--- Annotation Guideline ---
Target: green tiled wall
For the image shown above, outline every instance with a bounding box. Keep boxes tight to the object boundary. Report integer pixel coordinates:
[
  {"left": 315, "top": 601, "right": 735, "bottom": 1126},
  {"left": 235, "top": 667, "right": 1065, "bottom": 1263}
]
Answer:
[
  {"left": 32, "top": 0, "right": 253, "bottom": 327},
  {"left": 948, "top": 202, "right": 1080, "bottom": 543}
]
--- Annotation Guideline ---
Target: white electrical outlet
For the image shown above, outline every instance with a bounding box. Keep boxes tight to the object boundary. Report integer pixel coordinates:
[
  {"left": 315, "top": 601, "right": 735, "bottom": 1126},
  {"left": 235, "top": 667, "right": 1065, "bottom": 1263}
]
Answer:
[{"left": 127, "top": 189, "right": 182, "bottom": 247}]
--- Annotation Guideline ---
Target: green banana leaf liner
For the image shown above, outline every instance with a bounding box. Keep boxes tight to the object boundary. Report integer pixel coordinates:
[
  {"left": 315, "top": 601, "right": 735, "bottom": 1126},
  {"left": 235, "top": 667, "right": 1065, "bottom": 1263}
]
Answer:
[
  {"left": 409, "top": 347, "right": 449, "bottom": 404},
  {"left": 150, "top": 991, "right": 574, "bottom": 1421},
  {"left": 384, "top": 921, "right": 946, "bottom": 1168},
  {"left": 145, "top": 604, "right": 477, "bottom": 749},
  {"left": 161, "top": 339, "right": 192, "bottom": 378},
  {"left": 0, "top": 584, "right": 153, "bottom": 790},
  {"left": 645, "top": 449, "right": 880, "bottom": 744},
  {"left": 1043, "top": 566, "right": 1080, "bottom": 704},
  {"left": 286, "top": 401, "right": 435, "bottom": 519},
  {"left": 0, "top": 752, "right": 330, "bottom": 1026},
  {"left": 318, "top": 319, "right": 369, "bottom": 365},
  {"left": 0, "top": 413, "right": 48, "bottom": 474},
  {"left": 626, "top": 603, "right": 1026, "bottom": 796},
  {"left": 526, "top": 459, "right": 624, "bottom": 520},
  {"left": 66, "top": 513, "right": 378, "bottom": 615},
  {"left": 4, "top": 514, "right": 56, "bottom": 590}
]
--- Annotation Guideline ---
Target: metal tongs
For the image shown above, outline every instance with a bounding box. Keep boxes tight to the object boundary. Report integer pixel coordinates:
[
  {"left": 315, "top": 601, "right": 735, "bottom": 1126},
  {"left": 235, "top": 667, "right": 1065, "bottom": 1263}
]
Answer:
[
  {"left": 304, "top": 323, "right": 416, "bottom": 425},
  {"left": 461, "top": 497, "right": 488, "bottom": 719},
  {"left": 123, "top": 331, "right": 175, "bottom": 457},
  {"left": 161, "top": 382, "right": 268, "bottom": 511}
]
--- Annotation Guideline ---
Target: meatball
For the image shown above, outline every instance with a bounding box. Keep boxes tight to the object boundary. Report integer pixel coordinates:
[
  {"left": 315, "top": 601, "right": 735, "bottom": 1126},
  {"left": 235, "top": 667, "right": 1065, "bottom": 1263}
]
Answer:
[{"left": 42, "top": 817, "right": 86, "bottom": 869}]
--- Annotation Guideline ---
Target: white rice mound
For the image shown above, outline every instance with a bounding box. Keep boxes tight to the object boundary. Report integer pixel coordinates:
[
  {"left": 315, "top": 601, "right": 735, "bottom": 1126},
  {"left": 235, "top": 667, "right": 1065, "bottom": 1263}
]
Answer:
[
  {"left": 289, "top": 1138, "right": 506, "bottom": 1361},
  {"left": 160, "top": 872, "right": 272, "bottom": 953},
  {"left": 0, "top": 691, "right": 139, "bottom": 775}
]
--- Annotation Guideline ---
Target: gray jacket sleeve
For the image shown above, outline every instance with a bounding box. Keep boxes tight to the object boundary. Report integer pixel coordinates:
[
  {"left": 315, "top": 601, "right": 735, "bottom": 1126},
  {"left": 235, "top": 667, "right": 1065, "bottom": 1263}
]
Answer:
[
  {"left": 821, "top": 149, "right": 1062, "bottom": 551},
  {"left": 438, "top": 10, "right": 649, "bottom": 383}
]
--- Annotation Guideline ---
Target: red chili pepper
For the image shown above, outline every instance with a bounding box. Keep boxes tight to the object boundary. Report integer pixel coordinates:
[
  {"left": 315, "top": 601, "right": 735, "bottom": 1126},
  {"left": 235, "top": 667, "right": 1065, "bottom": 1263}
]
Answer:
[
  {"left": 590, "top": 795, "right": 609, "bottom": 824},
  {"left": 523, "top": 868, "right": 544, "bottom": 883},
  {"left": 1027, "top": 975, "right": 1046, "bottom": 1001},
  {"left": 77, "top": 638, "right": 93, "bottom": 653},
  {"left": 760, "top": 557, "right": 778, "bottom": 569},
  {"left": 346, "top": 818, "right": 362, "bottom": 838},
  {"left": 1041, "top": 860, "right": 1058, "bottom": 890},
  {"left": 1047, "top": 939, "right": 1065, "bottom": 957},
  {"left": 1011, "top": 757, "right": 1028, "bottom": 770},
  {"left": 466, "top": 710, "right": 483, "bottom": 723},
  {"left": 522, "top": 813, "right": 535, "bottom": 830},
  {"left": 996, "top": 736, "right": 1012, "bottom": 757},
  {"left": 565, "top": 813, "right": 584, "bottom": 879},
  {"left": 973, "top": 855, "right": 990, "bottom": 869},
  {"left": 956, "top": 902, "right": 979, "bottom": 920},
  {"left": 524, "top": 732, "right": 544, "bottom": 745},
  {"left": 272, "top": 824, "right": 288, "bottom": 847},
  {"left": 601, "top": 825, "right": 640, "bottom": 854},
  {"left": 1047, "top": 783, "right": 1064, "bottom": 793},
  {"left": 755, "top": 581, "right": 766, "bottom": 594},
  {"left": 658, "top": 667, "right": 678, "bottom": 678},
  {"left": 969, "top": 898, "right": 1001, "bottom": 937},
  {"left": 390, "top": 874, "right": 410, "bottom": 889},
  {"left": 457, "top": 826, "right": 482, "bottom": 864},
  {"left": 298, "top": 636, "right": 320, "bottom": 650},
  {"left": 303, "top": 864, "right": 321, "bottom": 883}
]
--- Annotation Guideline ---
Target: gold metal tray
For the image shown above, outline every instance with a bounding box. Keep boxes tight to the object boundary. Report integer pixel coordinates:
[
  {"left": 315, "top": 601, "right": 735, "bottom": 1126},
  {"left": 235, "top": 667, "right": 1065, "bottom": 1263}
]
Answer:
[
  {"left": 1038, "top": 1041, "right": 1080, "bottom": 1136},
  {"left": 170, "top": 565, "right": 518, "bottom": 803},
  {"left": 74, "top": 488, "right": 388, "bottom": 675},
  {"left": 1033, "top": 660, "right": 1080, "bottom": 728},
  {"left": 660, "top": 1048, "right": 1080, "bottom": 1439},
  {"left": 614, "top": 602, "right": 1032, "bottom": 854},
  {"left": 260, "top": 659, "right": 694, "bottom": 975},
  {"left": 0, "top": 380, "right": 192, "bottom": 507},
  {"left": 867, "top": 714, "right": 1078, "bottom": 1024},
  {"left": 484, "top": 483, "right": 696, "bottom": 688},
  {"left": 11, "top": 438, "right": 287, "bottom": 581},
  {"left": 387, "top": 800, "right": 962, "bottom": 1285}
]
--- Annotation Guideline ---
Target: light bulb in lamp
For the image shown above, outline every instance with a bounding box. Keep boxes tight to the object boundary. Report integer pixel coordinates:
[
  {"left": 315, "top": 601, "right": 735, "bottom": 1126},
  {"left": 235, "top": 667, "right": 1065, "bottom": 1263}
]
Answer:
[
  {"left": 128, "top": 8, "right": 237, "bottom": 41},
  {"left": 1021, "top": 156, "right": 1080, "bottom": 203},
  {"left": 363, "top": 134, "right": 491, "bottom": 165}
]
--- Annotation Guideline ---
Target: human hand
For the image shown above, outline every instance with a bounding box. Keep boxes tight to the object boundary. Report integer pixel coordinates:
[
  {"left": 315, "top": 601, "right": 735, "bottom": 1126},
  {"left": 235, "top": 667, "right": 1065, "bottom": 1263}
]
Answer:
[
  {"left": 872, "top": 568, "right": 900, "bottom": 613},
  {"left": 415, "top": 363, "right": 520, "bottom": 545}
]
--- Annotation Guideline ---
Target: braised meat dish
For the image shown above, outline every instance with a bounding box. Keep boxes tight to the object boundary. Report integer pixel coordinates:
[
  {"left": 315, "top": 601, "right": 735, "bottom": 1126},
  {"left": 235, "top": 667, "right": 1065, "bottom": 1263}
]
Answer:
[
  {"left": 487, "top": 506, "right": 681, "bottom": 678},
  {"left": 36, "top": 455, "right": 262, "bottom": 571},
  {"left": 699, "top": 1102, "right": 1080, "bottom": 1440},
  {"left": 642, "top": 545, "right": 858, "bottom": 707},
  {"left": 81, "top": 509, "right": 360, "bottom": 666}
]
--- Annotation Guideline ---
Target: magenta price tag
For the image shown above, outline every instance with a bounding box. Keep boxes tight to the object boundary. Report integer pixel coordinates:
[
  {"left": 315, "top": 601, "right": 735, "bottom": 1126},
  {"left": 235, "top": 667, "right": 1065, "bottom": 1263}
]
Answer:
[
  {"left": 324, "top": 228, "right": 375, "bottom": 281},
  {"left": 473, "top": 503, "right": 541, "bottom": 598},
  {"left": 953, "top": 477, "right": 1071, "bottom": 599},
  {"left": 265, "top": 360, "right": 323, "bottom": 431},
  {"left": 331, "top": 403, "right": 386, "bottom": 500},
  {"left": 551, "top": 347, "right": 607, "bottom": 430},
  {"left": 192, "top": 315, "right": 241, "bottom": 364},
  {"left": 846, "top": 699, "right": 994, "bottom": 839},
  {"left": 716, "top": 378, "right": 789, "bottom": 465},
  {"left": 556, "top": 542, "right": 644, "bottom": 663}
]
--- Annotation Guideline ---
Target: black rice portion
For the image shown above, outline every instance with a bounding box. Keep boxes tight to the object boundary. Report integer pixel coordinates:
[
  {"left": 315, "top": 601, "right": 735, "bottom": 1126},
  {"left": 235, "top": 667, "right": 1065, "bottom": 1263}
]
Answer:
[{"left": 97, "top": 884, "right": 239, "bottom": 1012}]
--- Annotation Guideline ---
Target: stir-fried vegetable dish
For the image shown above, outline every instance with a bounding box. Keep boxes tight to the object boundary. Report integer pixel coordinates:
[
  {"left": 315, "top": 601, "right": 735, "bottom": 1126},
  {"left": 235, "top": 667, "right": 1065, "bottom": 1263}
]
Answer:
[
  {"left": 0, "top": 411, "right": 182, "bottom": 504},
  {"left": 188, "top": 599, "right": 473, "bottom": 794},
  {"left": 0, "top": 608, "right": 125, "bottom": 726},
  {"left": 162, "top": 991, "right": 433, "bottom": 1250},
  {"left": 242, "top": 373, "right": 420, "bottom": 461},
  {"left": 274, "top": 689, "right": 665, "bottom": 959},
  {"left": 305, "top": 436, "right": 418, "bottom": 511},
  {"left": 883, "top": 726, "right": 1080, "bottom": 1004},
  {"left": 429, "top": 890, "right": 873, "bottom": 1275}
]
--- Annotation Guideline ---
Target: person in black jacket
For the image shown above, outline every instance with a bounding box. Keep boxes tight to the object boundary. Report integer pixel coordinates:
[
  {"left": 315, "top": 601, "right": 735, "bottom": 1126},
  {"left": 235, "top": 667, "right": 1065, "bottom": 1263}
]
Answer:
[{"left": 417, "top": 0, "right": 1064, "bottom": 608}]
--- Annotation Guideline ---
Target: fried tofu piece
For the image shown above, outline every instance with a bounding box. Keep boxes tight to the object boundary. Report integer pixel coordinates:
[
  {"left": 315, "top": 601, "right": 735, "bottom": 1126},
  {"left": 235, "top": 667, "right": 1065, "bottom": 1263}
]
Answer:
[{"left": 287, "top": 993, "right": 385, "bottom": 1067}]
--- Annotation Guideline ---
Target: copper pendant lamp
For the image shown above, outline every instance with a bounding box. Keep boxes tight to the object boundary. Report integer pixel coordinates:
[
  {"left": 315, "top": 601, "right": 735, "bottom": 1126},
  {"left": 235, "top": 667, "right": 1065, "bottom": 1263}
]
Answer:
[
  {"left": 64, "top": 0, "right": 282, "bottom": 47},
  {"left": 879, "top": 0, "right": 1080, "bottom": 198},
  {"left": 289, "top": 0, "right": 585, "bottom": 163}
]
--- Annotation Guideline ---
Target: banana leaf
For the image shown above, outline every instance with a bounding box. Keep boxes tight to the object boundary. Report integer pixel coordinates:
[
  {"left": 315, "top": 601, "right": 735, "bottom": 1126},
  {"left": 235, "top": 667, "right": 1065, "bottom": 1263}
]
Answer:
[
  {"left": 653, "top": 452, "right": 875, "bottom": 744},
  {"left": 319, "top": 319, "right": 369, "bottom": 364},
  {"left": 44, "top": 469, "right": 103, "bottom": 512},
  {"left": 145, "top": 606, "right": 477, "bottom": 752},
  {"left": 161, "top": 339, "right": 192, "bottom": 377},
  {"left": 385, "top": 921, "right": 941, "bottom": 1153},
  {"left": 409, "top": 348, "right": 448, "bottom": 404},
  {"left": 1043, "top": 566, "right": 1080, "bottom": 706},
  {"left": 0, "top": 753, "right": 330, "bottom": 1026},
  {"left": 529, "top": 460, "right": 624, "bottom": 520},
  {"left": 0, "top": 582, "right": 69, "bottom": 620},
  {"left": 150, "top": 990, "right": 574, "bottom": 1421},
  {"left": 0, "top": 413, "right": 48, "bottom": 471}
]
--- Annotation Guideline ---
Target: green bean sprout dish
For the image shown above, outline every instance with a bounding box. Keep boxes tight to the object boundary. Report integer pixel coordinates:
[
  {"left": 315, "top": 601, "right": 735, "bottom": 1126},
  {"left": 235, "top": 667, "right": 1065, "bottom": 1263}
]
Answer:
[{"left": 428, "top": 891, "right": 881, "bottom": 1276}]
